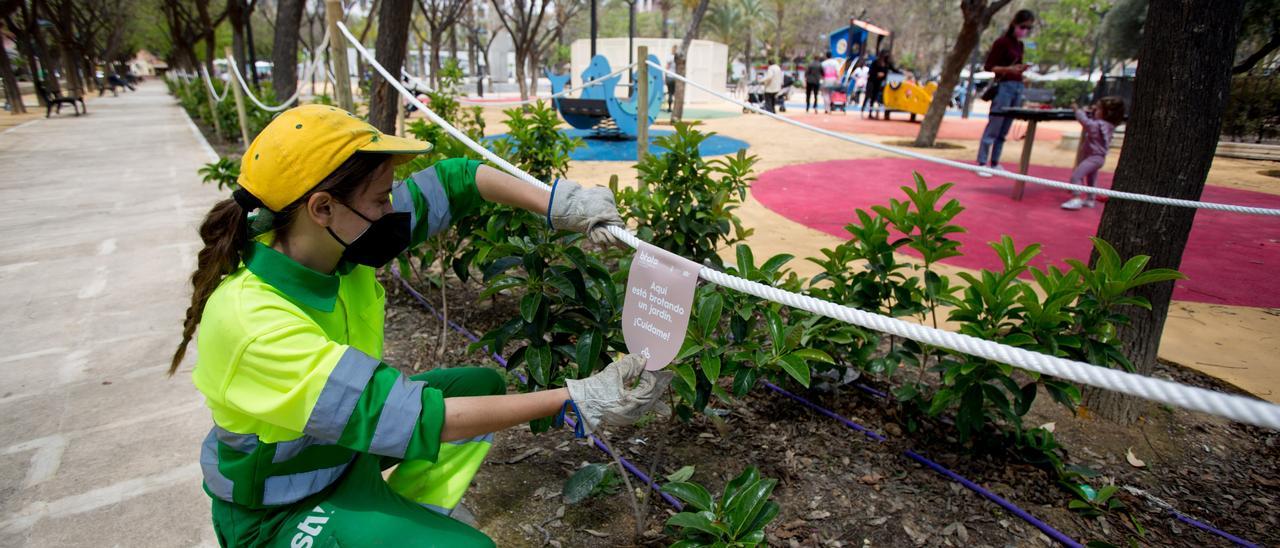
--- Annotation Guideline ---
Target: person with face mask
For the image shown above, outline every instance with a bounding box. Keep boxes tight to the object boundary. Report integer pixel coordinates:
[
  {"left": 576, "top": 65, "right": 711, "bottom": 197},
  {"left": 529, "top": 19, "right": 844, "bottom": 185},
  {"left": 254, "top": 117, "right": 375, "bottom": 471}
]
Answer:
[
  {"left": 172, "top": 105, "right": 671, "bottom": 547},
  {"left": 975, "top": 9, "right": 1036, "bottom": 178}
]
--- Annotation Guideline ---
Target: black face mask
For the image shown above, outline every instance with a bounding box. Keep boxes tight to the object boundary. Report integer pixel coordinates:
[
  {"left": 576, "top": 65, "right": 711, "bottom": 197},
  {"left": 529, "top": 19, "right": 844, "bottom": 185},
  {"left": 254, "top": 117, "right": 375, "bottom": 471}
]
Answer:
[{"left": 326, "top": 203, "right": 411, "bottom": 268}]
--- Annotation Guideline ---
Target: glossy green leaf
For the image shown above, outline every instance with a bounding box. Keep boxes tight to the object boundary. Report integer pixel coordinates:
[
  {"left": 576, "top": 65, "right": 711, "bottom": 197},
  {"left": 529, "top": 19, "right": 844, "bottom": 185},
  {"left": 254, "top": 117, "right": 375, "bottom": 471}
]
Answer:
[
  {"left": 661, "top": 482, "right": 714, "bottom": 512},
  {"left": 563, "top": 463, "right": 608, "bottom": 504},
  {"left": 777, "top": 354, "right": 811, "bottom": 388}
]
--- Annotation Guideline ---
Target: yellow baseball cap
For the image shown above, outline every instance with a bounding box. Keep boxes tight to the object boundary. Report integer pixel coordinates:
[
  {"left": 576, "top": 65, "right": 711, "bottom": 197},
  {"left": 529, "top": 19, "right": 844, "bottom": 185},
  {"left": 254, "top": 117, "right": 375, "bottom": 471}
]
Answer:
[{"left": 238, "top": 104, "right": 432, "bottom": 211}]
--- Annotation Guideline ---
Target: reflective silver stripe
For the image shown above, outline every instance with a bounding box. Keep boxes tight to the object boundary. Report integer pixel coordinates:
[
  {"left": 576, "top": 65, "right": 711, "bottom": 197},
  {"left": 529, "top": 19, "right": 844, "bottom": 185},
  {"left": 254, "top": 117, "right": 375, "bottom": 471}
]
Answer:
[
  {"left": 200, "top": 429, "right": 235, "bottom": 502},
  {"left": 447, "top": 432, "right": 495, "bottom": 446},
  {"left": 304, "top": 347, "right": 379, "bottom": 441},
  {"left": 420, "top": 502, "right": 453, "bottom": 516},
  {"left": 409, "top": 168, "right": 452, "bottom": 237},
  {"left": 391, "top": 181, "right": 418, "bottom": 230},
  {"left": 368, "top": 374, "right": 425, "bottom": 458},
  {"left": 213, "top": 426, "right": 259, "bottom": 453},
  {"left": 272, "top": 435, "right": 338, "bottom": 464},
  {"left": 261, "top": 458, "right": 355, "bottom": 506}
]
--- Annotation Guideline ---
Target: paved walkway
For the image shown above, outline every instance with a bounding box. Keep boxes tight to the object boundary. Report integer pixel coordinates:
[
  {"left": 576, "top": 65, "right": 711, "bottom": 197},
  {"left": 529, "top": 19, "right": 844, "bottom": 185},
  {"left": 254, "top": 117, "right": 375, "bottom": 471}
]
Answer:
[{"left": 0, "top": 82, "right": 221, "bottom": 546}]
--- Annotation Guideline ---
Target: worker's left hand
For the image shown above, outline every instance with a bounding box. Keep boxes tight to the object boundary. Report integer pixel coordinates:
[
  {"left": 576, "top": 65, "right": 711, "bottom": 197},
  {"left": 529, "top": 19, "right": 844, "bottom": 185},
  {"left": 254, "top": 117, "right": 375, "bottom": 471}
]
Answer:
[
  {"left": 548, "top": 179, "right": 625, "bottom": 246},
  {"left": 565, "top": 354, "right": 673, "bottom": 435}
]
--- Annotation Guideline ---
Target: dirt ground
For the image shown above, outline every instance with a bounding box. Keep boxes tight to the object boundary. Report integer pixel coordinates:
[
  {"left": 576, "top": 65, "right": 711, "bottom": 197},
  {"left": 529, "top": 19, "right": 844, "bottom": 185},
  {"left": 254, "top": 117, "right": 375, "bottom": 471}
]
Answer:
[
  {"left": 411, "top": 99, "right": 1280, "bottom": 404},
  {"left": 379, "top": 273, "right": 1280, "bottom": 548},
  {"left": 398, "top": 100, "right": 1280, "bottom": 545}
]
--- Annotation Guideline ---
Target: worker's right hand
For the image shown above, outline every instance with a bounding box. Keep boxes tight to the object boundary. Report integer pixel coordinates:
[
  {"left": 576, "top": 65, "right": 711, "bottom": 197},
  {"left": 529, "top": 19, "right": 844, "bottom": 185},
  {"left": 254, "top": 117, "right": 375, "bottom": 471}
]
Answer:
[
  {"left": 564, "top": 354, "right": 673, "bottom": 435},
  {"left": 547, "top": 179, "right": 625, "bottom": 247}
]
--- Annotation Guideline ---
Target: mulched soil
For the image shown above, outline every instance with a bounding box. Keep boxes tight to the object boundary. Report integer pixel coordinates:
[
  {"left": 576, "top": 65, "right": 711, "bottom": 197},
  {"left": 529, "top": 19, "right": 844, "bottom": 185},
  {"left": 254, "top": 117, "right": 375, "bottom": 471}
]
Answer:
[{"left": 380, "top": 267, "right": 1279, "bottom": 548}]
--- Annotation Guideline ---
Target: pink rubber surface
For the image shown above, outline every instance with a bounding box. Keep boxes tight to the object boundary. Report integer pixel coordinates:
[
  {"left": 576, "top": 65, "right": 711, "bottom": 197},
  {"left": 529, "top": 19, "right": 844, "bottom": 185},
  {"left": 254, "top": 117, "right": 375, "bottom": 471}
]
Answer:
[{"left": 753, "top": 158, "right": 1280, "bottom": 307}]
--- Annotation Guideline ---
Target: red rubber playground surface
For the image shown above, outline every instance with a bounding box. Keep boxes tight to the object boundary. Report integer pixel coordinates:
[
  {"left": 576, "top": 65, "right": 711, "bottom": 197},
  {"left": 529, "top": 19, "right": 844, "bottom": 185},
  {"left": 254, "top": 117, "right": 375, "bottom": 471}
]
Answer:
[
  {"left": 788, "top": 112, "right": 1065, "bottom": 141},
  {"left": 753, "top": 158, "right": 1280, "bottom": 308}
]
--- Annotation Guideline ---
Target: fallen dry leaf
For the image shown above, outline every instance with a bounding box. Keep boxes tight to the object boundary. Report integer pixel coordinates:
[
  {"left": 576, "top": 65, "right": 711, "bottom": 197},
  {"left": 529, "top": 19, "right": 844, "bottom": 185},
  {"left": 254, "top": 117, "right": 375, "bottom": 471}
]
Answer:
[
  {"left": 805, "top": 510, "right": 832, "bottom": 520},
  {"left": 1125, "top": 447, "right": 1146, "bottom": 468}
]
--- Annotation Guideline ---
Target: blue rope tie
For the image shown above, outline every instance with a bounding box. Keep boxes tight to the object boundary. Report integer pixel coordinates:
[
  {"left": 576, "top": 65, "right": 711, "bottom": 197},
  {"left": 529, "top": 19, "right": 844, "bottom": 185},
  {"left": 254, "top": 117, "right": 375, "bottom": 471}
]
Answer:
[
  {"left": 553, "top": 399, "right": 587, "bottom": 438},
  {"left": 545, "top": 178, "right": 560, "bottom": 229}
]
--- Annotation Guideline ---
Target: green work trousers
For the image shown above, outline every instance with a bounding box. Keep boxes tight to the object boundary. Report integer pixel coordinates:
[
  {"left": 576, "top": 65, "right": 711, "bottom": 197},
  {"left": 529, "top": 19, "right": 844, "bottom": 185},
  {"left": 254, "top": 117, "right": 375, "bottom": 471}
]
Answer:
[{"left": 210, "top": 367, "right": 504, "bottom": 547}]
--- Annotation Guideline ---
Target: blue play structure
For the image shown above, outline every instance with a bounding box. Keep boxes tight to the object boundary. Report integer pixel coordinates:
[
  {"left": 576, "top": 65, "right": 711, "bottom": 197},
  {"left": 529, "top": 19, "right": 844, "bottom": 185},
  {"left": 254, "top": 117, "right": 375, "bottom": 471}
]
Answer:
[
  {"left": 828, "top": 19, "right": 890, "bottom": 69},
  {"left": 545, "top": 53, "right": 663, "bottom": 139}
]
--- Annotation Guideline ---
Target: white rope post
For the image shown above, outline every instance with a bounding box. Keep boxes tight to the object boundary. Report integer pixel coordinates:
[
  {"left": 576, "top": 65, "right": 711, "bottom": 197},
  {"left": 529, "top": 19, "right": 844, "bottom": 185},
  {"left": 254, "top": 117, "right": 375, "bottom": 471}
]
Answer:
[
  {"left": 326, "top": 0, "right": 355, "bottom": 112},
  {"left": 199, "top": 65, "right": 226, "bottom": 142},
  {"left": 637, "top": 45, "right": 649, "bottom": 170},
  {"left": 226, "top": 47, "right": 252, "bottom": 150},
  {"left": 336, "top": 20, "right": 1280, "bottom": 432}
]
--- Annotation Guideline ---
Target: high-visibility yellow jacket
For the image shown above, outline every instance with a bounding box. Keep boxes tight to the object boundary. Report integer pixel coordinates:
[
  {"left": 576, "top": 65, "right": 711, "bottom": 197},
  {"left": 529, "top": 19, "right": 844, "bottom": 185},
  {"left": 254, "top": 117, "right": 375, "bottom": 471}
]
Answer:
[{"left": 193, "top": 159, "right": 482, "bottom": 509}]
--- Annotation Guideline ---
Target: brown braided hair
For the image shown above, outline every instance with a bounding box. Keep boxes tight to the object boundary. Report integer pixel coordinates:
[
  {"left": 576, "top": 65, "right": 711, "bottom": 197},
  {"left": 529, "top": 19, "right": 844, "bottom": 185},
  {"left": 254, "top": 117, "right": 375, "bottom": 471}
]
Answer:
[{"left": 169, "top": 152, "right": 391, "bottom": 375}]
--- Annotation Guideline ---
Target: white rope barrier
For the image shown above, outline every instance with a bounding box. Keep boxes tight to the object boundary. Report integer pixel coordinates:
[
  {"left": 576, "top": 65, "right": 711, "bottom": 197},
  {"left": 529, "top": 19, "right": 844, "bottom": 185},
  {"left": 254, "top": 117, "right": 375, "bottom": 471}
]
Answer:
[
  {"left": 199, "top": 65, "right": 229, "bottom": 103},
  {"left": 648, "top": 61, "right": 1280, "bottom": 218},
  {"left": 399, "top": 62, "right": 638, "bottom": 107},
  {"left": 336, "top": 21, "right": 1280, "bottom": 431},
  {"left": 226, "top": 31, "right": 331, "bottom": 113}
]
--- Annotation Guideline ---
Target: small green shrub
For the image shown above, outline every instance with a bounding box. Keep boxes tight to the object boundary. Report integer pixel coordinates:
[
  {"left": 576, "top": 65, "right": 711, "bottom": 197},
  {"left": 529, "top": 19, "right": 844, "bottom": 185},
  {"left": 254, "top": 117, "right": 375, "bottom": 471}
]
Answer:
[
  {"left": 467, "top": 226, "right": 625, "bottom": 432},
  {"left": 615, "top": 123, "right": 755, "bottom": 268},
  {"left": 661, "top": 466, "right": 780, "bottom": 547},
  {"left": 489, "top": 100, "right": 582, "bottom": 182},
  {"left": 1042, "top": 80, "right": 1094, "bottom": 108},
  {"left": 1222, "top": 75, "right": 1280, "bottom": 143},
  {"left": 199, "top": 157, "right": 241, "bottom": 191}
]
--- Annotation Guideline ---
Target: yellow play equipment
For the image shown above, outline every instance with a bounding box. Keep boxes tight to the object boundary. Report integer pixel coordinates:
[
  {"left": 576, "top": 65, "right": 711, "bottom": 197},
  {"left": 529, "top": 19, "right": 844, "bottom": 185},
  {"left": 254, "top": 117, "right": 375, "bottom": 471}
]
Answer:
[{"left": 882, "top": 78, "right": 937, "bottom": 120}]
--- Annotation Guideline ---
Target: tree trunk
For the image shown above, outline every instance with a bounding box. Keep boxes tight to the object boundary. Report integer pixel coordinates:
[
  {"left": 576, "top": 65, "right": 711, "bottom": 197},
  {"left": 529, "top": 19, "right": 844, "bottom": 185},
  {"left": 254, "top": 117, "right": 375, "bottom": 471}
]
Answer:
[
  {"left": 513, "top": 44, "right": 528, "bottom": 99},
  {"left": 272, "top": 0, "right": 305, "bottom": 100},
  {"left": 429, "top": 33, "right": 442, "bottom": 86},
  {"left": 369, "top": 0, "right": 414, "bottom": 132},
  {"left": 660, "top": 0, "right": 669, "bottom": 38},
  {"left": 670, "top": 0, "right": 710, "bottom": 122},
  {"left": 60, "top": 46, "right": 82, "bottom": 96},
  {"left": 449, "top": 25, "right": 458, "bottom": 61},
  {"left": 913, "top": 12, "right": 985, "bottom": 146},
  {"left": 228, "top": 0, "right": 249, "bottom": 84},
  {"left": 50, "top": 0, "right": 82, "bottom": 96},
  {"left": 527, "top": 52, "right": 539, "bottom": 98},
  {"left": 914, "top": 0, "right": 1011, "bottom": 146},
  {"left": 0, "top": 22, "right": 26, "bottom": 113},
  {"left": 246, "top": 7, "right": 260, "bottom": 87},
  {"left": 27, "top": 0, "right": 60, "bottom": 97},
  {"left": 1084, "top": 0, "right": 1246, "bottom": 422}
]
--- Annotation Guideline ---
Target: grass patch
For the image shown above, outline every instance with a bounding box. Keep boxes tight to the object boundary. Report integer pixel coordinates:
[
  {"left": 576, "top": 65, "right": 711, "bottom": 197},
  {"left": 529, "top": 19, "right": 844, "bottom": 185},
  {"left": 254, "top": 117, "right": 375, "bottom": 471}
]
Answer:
[{"left": 1259, "top": 169, "right": 1280, "bottom": 179}]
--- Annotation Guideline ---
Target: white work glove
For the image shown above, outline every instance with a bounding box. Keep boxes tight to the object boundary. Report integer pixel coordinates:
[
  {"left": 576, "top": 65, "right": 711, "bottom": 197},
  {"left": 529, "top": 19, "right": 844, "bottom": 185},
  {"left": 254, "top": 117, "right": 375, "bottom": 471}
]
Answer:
[
  {"left": 564, "top": 354, "right": 673, "bottom": 435},
  {"left": 547, "top": 179, "right": 625, "bottom": 247}
]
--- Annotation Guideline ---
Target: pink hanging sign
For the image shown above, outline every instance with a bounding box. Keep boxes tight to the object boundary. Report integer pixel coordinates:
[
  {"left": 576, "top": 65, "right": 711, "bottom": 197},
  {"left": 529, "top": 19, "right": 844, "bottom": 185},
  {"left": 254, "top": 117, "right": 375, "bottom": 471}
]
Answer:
[{"left": 622, "top": 241, "right": 701, "bottom": 370}]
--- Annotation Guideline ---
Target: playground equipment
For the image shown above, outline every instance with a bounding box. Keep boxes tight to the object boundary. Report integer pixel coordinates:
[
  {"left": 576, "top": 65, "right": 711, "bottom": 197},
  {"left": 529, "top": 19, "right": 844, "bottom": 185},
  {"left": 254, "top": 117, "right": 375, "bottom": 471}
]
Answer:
[
  {"left": 828, "top": 19, "right": 890, "bottom": 68},
  {"left": 546, "top": 53, "right": 663, "bottom": 139},
  {"left": 882, "top": 76, "right": 937, "bottom": 120}
]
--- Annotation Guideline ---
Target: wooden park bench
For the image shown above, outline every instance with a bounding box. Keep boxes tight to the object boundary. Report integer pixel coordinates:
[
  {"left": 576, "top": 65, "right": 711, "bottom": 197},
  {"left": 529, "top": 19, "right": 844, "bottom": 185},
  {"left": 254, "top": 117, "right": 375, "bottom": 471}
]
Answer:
[{"left": 35, "top": 80, "right": 86, "bottom": 118}]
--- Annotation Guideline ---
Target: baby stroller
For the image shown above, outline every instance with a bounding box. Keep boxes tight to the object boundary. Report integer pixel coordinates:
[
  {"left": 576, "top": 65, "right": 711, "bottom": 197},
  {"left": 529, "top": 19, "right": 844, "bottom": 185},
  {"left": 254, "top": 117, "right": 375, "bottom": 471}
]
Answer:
[
  {"left": 829, "top": 89, "right": 849, "bottom": 113},
  {"left": 744, "top": 80, "right": 791, "bottom": 114},
  {"left": 745, "top": 81, "right": 766, "bottom": 112}
]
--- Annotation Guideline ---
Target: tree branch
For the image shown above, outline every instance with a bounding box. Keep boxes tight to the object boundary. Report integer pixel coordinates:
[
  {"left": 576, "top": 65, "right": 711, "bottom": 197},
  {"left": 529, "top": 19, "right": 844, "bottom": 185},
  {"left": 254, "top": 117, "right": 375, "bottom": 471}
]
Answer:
[{"left": 1232, "top": 31, "right": 1279, "bottom": 74}]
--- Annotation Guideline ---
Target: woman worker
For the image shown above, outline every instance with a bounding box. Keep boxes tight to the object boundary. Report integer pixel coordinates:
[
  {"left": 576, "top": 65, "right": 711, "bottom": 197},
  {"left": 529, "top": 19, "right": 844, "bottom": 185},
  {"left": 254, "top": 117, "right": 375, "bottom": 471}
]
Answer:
[
  {"left": 171, "top": 105, "right": 671, "bottom": 546},
  {"left": 975, "top": 9, "right": 1036, "bottom": 177}
]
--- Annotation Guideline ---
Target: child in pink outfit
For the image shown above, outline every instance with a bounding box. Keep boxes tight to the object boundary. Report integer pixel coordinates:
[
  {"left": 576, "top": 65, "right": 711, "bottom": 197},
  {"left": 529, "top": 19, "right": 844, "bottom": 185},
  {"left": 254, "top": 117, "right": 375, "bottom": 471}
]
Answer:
[{"left": 1062, "top": 96, "right": 1126, "bottom": 210}]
